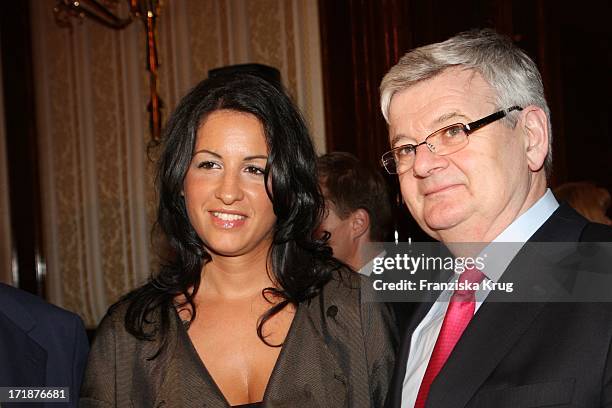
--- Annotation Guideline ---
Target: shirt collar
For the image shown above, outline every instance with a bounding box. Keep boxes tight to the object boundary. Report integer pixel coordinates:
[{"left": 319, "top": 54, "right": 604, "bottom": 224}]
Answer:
[
  {"left": 480, "top": 188, "right": 559, "bottom": 282},
  {"left": 493, "top": 188, "right": 559, "bottom": 243},
  {"left": 359, "top": 250, "right": 386, "bottom": 276}
]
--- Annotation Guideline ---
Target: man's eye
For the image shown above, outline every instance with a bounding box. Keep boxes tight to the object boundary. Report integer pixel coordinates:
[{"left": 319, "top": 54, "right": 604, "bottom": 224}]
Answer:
[
  {"left": 444, "top": 126, "right": 464, "bottom": 138},
  {"left": 197, "top": 161, "right": 220, "bottom": 169},
  {"left": 245, "top": 166, "right": 265, "bottom": 175},
  {"left": 396, "top": 145, "right": 416, "bottom": 156}
]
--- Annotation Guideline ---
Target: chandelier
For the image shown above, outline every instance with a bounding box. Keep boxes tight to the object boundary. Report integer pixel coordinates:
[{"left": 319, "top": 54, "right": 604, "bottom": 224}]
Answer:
[{"left": 53, "top": 0, "right": 164, "bottom": 143}]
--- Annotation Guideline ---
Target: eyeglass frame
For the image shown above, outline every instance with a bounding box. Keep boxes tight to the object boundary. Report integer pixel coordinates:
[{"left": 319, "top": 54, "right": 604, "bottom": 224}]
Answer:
[{"left": 381, "top": 106, "right": 523, "bottom": 175}]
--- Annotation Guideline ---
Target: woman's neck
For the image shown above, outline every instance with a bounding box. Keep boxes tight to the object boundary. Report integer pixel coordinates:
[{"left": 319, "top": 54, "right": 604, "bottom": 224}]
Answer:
[{"left": 200, "top": 247, "right": 275, "bottom": 300}]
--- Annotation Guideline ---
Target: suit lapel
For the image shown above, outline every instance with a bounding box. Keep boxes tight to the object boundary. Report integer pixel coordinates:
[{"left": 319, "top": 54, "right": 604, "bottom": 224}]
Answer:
[
  {"left": 0, "top": 310, "right": 47, "bottom": 387},
  {"left": 163, "top": 314, "right": 230, "bottom": 407},
  {"left": 264, "top": 303, "right": 344, "bottom": 408},
  {"left": 425, "top": 300, "right": 548, "bottom": 407},
  {"left": 131, "top": 307, "right": 228, "bottom": 407}
]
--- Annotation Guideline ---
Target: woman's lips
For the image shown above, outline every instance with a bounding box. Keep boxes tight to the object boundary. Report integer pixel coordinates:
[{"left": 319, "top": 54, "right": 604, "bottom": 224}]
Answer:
[{"left": 210, "top": 210, "right": 247, "bottom": 229}]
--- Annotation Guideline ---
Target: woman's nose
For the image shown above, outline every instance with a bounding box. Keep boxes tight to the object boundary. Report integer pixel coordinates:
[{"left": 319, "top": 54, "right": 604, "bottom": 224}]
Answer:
[{"left": 214, "top": 171, "right": 245, "bottom": 204}]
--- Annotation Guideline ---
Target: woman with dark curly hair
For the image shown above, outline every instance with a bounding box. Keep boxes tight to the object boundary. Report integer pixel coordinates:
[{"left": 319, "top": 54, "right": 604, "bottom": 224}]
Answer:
[{"left": 80, "top": 74, "right": 397, "bottom": 407}]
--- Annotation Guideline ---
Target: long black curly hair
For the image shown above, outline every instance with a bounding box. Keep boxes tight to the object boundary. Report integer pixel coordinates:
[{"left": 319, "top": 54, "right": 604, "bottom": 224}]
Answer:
[{"left": 120, "top": 73, "right": 339, "bottom": 354}]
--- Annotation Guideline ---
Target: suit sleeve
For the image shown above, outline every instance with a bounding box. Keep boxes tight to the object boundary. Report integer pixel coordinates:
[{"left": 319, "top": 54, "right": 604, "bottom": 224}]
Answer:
[
  {"left": 360, "top": 278, "right": 399, "bottom": 408},
  {"left": 79, "top": 312, "right": 117, "bottom": 407}
]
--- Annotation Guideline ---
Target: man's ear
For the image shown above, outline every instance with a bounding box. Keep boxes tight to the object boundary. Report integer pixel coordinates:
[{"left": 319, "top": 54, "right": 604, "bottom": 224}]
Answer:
[
  {"left": 520, "top": 105, "right": 549, "bottom": 172},
  {"left": 350, "top": 208, "right": 370, "bottom": 240}
]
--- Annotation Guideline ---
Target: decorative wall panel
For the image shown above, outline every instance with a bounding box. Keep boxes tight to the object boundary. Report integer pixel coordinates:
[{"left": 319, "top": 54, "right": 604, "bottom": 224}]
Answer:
[{"left": 31, "top": 0, "right": 325, "bottom": 327}]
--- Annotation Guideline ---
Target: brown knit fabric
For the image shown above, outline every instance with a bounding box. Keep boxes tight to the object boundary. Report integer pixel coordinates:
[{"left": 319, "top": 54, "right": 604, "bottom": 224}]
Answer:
[{"left": 80, "top": 270, "right": 397, "bottom": 407}]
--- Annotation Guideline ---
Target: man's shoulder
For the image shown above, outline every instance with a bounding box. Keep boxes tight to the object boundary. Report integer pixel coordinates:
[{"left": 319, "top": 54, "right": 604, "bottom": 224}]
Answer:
[
  {"left": 579, "top": 222, "right": 612, "bottom": 241},
  {"left": 0, "top": 283, "right": 83, "bottom": 330},
  {"left": 531, "top": 203, "right": 611, "bottom": 242}
]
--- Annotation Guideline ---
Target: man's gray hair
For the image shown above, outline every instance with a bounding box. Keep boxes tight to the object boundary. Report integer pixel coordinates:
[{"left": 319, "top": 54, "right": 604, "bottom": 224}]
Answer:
[{"left": 380, "top": 29, "right": 552, "bottom": 175}]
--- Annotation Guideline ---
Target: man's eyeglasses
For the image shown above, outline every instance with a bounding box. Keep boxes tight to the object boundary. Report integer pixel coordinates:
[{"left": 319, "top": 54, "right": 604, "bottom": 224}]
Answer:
[{"left": 381, "top": 106, "right": 523, "bottom": 175}]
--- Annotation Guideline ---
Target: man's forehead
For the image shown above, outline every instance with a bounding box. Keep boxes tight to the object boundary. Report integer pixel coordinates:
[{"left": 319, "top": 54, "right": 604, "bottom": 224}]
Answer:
[
  {"left": 388, "top": 69, "right": 495, "bottom": 137},
  {"left": 390, "top": 69, "right": 490, "bottom": 112}
]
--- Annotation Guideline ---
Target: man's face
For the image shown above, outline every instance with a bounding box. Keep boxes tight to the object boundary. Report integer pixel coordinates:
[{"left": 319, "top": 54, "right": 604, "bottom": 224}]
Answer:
[
  {"left": 388, "top": 68, "right": 535, "bottom": 243},
  {"left": 317, "top": 197, "right": 355, "bottom": 264}
]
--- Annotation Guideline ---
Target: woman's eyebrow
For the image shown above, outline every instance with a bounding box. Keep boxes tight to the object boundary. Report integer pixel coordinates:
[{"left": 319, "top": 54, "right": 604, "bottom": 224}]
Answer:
[
  {"left": 193, "top": 149, "right": 221, "bottom": 157},
  {"left": 244, "top": 155, "right": 268, "bottom": 161},
  {"left": 192, "top": 150, "right": 267, "bottom": 161}
]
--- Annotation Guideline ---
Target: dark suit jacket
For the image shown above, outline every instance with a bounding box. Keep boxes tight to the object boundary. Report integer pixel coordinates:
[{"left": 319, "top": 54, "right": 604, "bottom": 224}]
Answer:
[
  {"left": 0, "top": 283, "right": 89, "bottom": 407},
  {"left": 386, "top": 204, "right": 612, "bottom": 408},
  {"left": 81, "top": 270, "right": 398, "bottom": 407}
]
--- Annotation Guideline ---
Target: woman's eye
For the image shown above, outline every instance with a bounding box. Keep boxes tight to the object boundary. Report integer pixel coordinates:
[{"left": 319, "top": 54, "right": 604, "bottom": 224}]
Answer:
[
  {"left": 245, "top": 165, "right": 265, "bottom": 175},
  {"left": 197, "top": 161, "right": 220, "bottom": 169}
]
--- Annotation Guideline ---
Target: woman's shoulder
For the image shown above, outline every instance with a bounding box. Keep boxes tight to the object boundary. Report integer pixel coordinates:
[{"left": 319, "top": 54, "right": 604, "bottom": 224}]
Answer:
[
  {"left": 320, "top": 265, "right": 381, "bottom": 299},
  {"left": 314, "top": 266, "right": 396, "bottom": 330},
  {"left": 92, "top": 297, "right": 134, "bottom": 346},
  {"left": 313, "top": 266, "right": 383, "bottom": 313},
  {"left": 305, "top": 265, "right": 398, "bottom": 352},
  {"left": 94, "top": 283, "right": 175, "bottom": 345},
  {"left": 318, "top": 266, "right": 360, "bottom": 302},
  {"left": 82, "top": 284, "right": 181, "bottom": 405}
]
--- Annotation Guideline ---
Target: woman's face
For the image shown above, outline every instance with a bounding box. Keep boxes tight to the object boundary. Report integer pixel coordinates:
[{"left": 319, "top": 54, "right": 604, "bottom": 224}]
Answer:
[{"left": 183, "top": 110, "right": 276, "bottom": 258}]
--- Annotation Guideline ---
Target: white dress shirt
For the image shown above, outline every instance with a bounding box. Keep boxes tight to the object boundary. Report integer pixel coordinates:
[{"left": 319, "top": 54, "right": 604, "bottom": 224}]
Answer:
[
  {"left": 401, "top": 189, "right": 559, "bottom": 407},
  {"left": 358, "top": 250, "right": 386, "bottom": 276}
]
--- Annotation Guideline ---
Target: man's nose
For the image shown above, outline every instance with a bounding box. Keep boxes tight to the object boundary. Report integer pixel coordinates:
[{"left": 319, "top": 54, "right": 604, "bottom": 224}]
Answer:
[{"left": 412, "top": 143, "right": 448, "bottom": 177}]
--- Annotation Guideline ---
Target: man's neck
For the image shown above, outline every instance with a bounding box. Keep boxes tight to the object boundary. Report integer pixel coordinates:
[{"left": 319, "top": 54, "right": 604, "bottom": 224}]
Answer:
[
  {"left": 439, "top": 181, "right": 548, "bottom": 244},
  {"left": 349, "top": 239, "right": 383, "bottom": 271}
]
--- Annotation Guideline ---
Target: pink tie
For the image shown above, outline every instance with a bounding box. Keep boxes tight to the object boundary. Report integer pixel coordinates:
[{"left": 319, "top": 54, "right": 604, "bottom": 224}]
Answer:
[{"left": 414, "top": 267, "right": 485, "bottom": 408}]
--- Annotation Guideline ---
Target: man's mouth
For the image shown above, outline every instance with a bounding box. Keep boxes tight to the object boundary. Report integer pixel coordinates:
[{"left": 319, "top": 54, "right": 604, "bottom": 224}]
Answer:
[{"left": 423, "top": 184, "right": 462, "bottom": 196}]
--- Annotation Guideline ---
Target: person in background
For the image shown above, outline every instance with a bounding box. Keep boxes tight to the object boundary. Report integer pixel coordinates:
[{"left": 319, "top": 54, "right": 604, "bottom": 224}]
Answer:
[
  {"left": 379, "top": 28, "right": 612, "bottom": 407},
  {"left": 0, "top": 283, "right": 89, "bottom": 407},
  {"left": 317, "top": 152, "right": 392, "bottom": 275},
  {"left": 554, "top": 181, "right": 611, "bottom": 225},
  {"left": 81, "top": 74, "right": 396, "bottom": 407}
]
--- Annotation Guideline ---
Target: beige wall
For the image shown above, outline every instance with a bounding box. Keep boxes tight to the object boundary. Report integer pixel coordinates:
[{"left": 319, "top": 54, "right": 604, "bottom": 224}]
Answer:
[{"left": 30, "top": 0, "right": 325, "bottom": 326}]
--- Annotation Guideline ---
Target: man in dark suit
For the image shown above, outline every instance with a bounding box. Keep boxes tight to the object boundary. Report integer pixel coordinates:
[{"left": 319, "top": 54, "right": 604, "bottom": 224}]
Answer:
[
  {"left": 0, "top": 283, "right": 89, "bottom": 407},
  {"left": 378, "top": 29, "right": 612, "bottom": 407}
]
